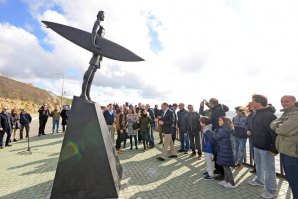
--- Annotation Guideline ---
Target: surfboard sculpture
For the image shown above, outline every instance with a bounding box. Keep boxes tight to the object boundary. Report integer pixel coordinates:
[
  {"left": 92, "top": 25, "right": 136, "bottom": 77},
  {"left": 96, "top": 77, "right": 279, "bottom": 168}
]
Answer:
[{"left": 42, "top": 21, "right": 144, "bottom": 62}]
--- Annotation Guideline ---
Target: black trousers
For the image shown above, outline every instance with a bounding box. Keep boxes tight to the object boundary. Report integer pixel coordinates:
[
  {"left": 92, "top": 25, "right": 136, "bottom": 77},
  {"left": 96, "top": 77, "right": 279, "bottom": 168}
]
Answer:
[
  {"left": 62, "top": 125, "right": 67, "bottom": 132},
  {"left": 138, "top": 130, "right": 142, "bottom": 142},
  {"left": 129, "top": 135, "right": 137, "bottom": 148},
  {"left": 116, "top": 130, "right": 123, "bottom": 149},
  {"left": 0, "top": 131, "right": 11, "bottom": 146},
  {"left": 190, "top": 134, "right": 202, "bottom": 155},
  {"left": 214, "top": 153, "right": 225, "bottom": 175},
  {"left": 39, "top": 119, "right": 48, "bottom": 135}
]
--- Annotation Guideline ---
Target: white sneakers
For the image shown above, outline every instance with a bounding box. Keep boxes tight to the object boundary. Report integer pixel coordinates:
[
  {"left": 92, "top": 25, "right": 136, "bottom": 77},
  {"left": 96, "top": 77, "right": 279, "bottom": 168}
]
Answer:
[
  {"left": 218, "top": 181, "right": 236, "bottom": 188},
  {"left": 218, "top": 181, "right": 227, "bottom": 186},
  {"left": 223, "top": 182, "right": 236, "bottom": 189}
]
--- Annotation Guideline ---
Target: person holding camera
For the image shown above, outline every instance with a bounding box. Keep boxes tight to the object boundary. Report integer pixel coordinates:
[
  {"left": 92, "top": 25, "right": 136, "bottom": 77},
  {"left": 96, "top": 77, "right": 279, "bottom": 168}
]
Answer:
[{"left": 38, "top": 103, "right": 50, "bottom": 136}]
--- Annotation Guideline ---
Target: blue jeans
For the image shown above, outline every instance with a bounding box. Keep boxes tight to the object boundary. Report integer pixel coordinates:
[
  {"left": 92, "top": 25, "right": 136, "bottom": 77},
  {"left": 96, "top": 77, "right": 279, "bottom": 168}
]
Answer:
[
  {"left": 280, "top": 153, "right": 298, "bottom": 199},
  {"left": 149, "top": 124, "right": 155, "bottom": 147},
  {"left": 248, "top": 136, "right": 254, "bottom": 161},
  {"left": 233, "top": 137, "right": 247, "bottom": 164},
  {"left": 179, "top": 128, "right": 189, "bottom": 151},
  {"left": 52, "top": 119, "right": 59, "bottom": 132},
  {"left": 254, "top": 147, "right": 277, "bottom": 195}
]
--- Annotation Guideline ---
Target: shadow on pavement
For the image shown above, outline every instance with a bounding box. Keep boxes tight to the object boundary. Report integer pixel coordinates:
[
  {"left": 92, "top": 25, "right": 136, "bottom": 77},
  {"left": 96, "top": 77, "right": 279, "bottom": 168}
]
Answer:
[
  {"left": 7, "top": 156, "right": 59, "bottom": 176},
  {"left": 9, "top": 134, "right": 64, "bottom": 153},
  {"left": 0, "top": 180, "right": 53, "bottom": 199}
]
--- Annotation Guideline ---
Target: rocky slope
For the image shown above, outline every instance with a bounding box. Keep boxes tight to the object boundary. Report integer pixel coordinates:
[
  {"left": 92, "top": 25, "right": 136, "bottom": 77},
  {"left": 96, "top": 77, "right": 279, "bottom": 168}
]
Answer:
[{"left": 0, "top": 76, "right": 61, "bottom": 113}]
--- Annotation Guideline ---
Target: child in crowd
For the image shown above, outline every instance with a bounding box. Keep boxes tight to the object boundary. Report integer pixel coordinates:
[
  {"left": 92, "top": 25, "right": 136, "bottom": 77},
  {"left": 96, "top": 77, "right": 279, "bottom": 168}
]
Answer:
[
  {"left": 200, "top": 116, "right": 215, "bottom": 180},
  {"left": 214, "top": 116, "right": 236, "bottom": 188}
]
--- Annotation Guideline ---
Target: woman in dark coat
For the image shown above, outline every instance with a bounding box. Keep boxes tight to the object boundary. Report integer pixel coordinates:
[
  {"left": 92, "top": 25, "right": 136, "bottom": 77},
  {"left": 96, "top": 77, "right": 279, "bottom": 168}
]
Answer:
[
  {"left": 60, "top": 105, "right": 70, "bottom": 133},
  {"left": 139, "top": 109, "right": 152, "bottom": 152},
  {"left": 214, "top": 116, "right": 236, "bottom": 188}
]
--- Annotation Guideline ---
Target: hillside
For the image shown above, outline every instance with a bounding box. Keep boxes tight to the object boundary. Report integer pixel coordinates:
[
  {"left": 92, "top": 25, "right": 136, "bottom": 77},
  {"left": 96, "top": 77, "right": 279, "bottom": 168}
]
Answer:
[{"left": 0, "top": 76, "right": 62, "bottom": 113}]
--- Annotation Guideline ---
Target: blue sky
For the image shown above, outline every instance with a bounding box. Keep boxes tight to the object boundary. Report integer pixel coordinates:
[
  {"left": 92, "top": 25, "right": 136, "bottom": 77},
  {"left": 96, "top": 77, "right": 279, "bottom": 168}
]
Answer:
[{"left": 0, "top": 0, "right": 63, "bottom": 51}]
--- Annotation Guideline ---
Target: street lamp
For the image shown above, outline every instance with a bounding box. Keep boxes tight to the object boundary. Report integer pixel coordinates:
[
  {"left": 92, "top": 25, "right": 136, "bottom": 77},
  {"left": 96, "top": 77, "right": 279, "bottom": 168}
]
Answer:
[{"left": 55, "top": 72, "right": 64, "bottom": 109}]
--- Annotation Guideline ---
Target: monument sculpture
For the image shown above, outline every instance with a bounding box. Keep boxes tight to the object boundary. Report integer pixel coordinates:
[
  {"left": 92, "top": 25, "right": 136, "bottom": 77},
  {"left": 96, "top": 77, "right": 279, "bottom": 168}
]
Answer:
[{"left": 42, "top": 11, "right": 144, "bottom": 199}]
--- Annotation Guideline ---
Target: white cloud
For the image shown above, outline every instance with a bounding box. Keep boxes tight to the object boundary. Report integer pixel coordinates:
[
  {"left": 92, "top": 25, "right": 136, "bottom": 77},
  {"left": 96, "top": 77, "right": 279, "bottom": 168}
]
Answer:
[{"left": 1, "top": 0, "right": 298, "bottom": 110}]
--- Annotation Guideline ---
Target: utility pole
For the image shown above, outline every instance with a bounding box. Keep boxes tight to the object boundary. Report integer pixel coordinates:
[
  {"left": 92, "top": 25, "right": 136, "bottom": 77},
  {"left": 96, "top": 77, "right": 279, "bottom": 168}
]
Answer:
[{"left": 55, "top": 73, "right": 64, "bottom": 109}]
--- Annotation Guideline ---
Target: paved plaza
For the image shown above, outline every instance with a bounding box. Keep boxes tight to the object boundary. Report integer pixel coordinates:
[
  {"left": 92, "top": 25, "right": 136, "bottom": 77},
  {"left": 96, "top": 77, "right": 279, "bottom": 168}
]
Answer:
[{"left": 0, "top": 122, "right": 293, "bottom": 199}]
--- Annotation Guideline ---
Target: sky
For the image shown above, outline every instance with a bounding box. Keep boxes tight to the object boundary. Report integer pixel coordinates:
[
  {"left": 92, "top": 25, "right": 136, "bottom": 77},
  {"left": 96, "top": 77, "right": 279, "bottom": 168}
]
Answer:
[{"left": 0, "top": 0, "right": 298, "bottom": 111}]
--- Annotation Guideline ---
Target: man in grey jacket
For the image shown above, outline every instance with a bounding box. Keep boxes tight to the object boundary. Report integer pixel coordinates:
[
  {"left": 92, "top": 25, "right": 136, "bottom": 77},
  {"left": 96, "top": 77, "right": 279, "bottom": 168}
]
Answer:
[
  {"left": 177, "top": 103, "right": 189, "bottom": 153},
  {"left": 270, "top": 95, "right": 298, "bottom": 199},
  {"left": 183, "top": 105, "right": 202, "bottom": 158}
]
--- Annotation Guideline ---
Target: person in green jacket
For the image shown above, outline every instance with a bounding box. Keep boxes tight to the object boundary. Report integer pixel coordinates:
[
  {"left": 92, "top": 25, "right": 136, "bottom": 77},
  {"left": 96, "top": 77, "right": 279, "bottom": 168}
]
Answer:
[
  {"left": 139, "top": 109, "right": 152, "bottom": 152},
  {"left": 270, "top": 95, "right": 298, "bottom": 199}
]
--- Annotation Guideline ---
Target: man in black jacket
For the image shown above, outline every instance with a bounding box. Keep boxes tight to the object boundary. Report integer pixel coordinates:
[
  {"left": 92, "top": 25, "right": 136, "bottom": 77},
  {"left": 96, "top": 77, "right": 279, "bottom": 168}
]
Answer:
[
  {"left": 183, "top": 105, "right": 201, "bottom": 157},
  {"left": 208, "top": 98, "right": 229, "bottom": 131},
  {"left": 146, "top": 104, "right": 155, "bottom": 148},
  {"left": 0, "top": 106, "right": 13, "bottom": 148},
  {"left": 38, "top": 103, "right": 50, "bottom": 136},
  {"left": 248, "top": 94, "right": 278, "bottom": 199},
  {"left": 157, "top": 103, "right": 177, "bottom": 161}
]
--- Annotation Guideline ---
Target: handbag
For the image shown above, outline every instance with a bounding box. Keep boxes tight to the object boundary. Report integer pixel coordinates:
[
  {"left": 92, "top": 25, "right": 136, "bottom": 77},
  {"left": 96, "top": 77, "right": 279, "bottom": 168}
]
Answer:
[{"left": 132, "top": 122, "right": 140, "bottom": 130}]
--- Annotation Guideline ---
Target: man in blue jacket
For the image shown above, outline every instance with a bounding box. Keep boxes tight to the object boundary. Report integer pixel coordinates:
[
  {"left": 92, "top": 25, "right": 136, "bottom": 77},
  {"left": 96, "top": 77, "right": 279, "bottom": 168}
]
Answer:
[
  {"left": 157, "top": 103, "right": 177, "bottom": 161},
  {"left": 103, "top": 104, "right": 116, "bottom": 143}
]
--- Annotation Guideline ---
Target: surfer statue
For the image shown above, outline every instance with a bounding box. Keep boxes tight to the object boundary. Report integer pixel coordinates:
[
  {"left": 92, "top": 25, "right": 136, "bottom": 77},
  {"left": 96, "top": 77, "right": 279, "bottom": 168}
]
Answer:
[
  {"left": 80, "top": 10, "right": 104, "bottom": 101},
  {"left": 42, "top": 11, "right": 144, "bottom": 102}
]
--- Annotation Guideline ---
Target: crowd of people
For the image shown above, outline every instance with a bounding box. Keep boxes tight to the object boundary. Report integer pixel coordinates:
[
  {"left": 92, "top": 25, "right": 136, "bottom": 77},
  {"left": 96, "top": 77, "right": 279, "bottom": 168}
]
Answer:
[
  {"left": 0, "top": 103, "right": 71, "bottom": 148},
  {"left": 102, "top": 95, "right": 298, "bottom": 199},
  {"left": 37, "top": 103, "right": 71, "bottom": 136},
  {"left": 1, "top": 94, "right": 297, "bottom": 198}
]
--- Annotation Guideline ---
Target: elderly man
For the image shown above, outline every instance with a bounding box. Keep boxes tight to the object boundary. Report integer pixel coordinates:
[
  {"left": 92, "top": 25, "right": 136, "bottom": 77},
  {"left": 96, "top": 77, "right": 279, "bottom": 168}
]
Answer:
[
  {"left": 0, "top": 106, "right": 13, "bottom": 148},
  {"left": 270, "top": 95, "right": 298, "bottom": 199},
  {"left": 184, "top": 105, "right": 202, "bottom": 158}
]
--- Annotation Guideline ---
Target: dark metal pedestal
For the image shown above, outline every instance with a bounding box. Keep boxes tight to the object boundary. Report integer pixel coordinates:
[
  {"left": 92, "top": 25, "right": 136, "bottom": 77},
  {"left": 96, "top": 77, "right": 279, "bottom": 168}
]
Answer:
[{"left": 50, "top": 96, "right": 122, "bottom": 199}]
